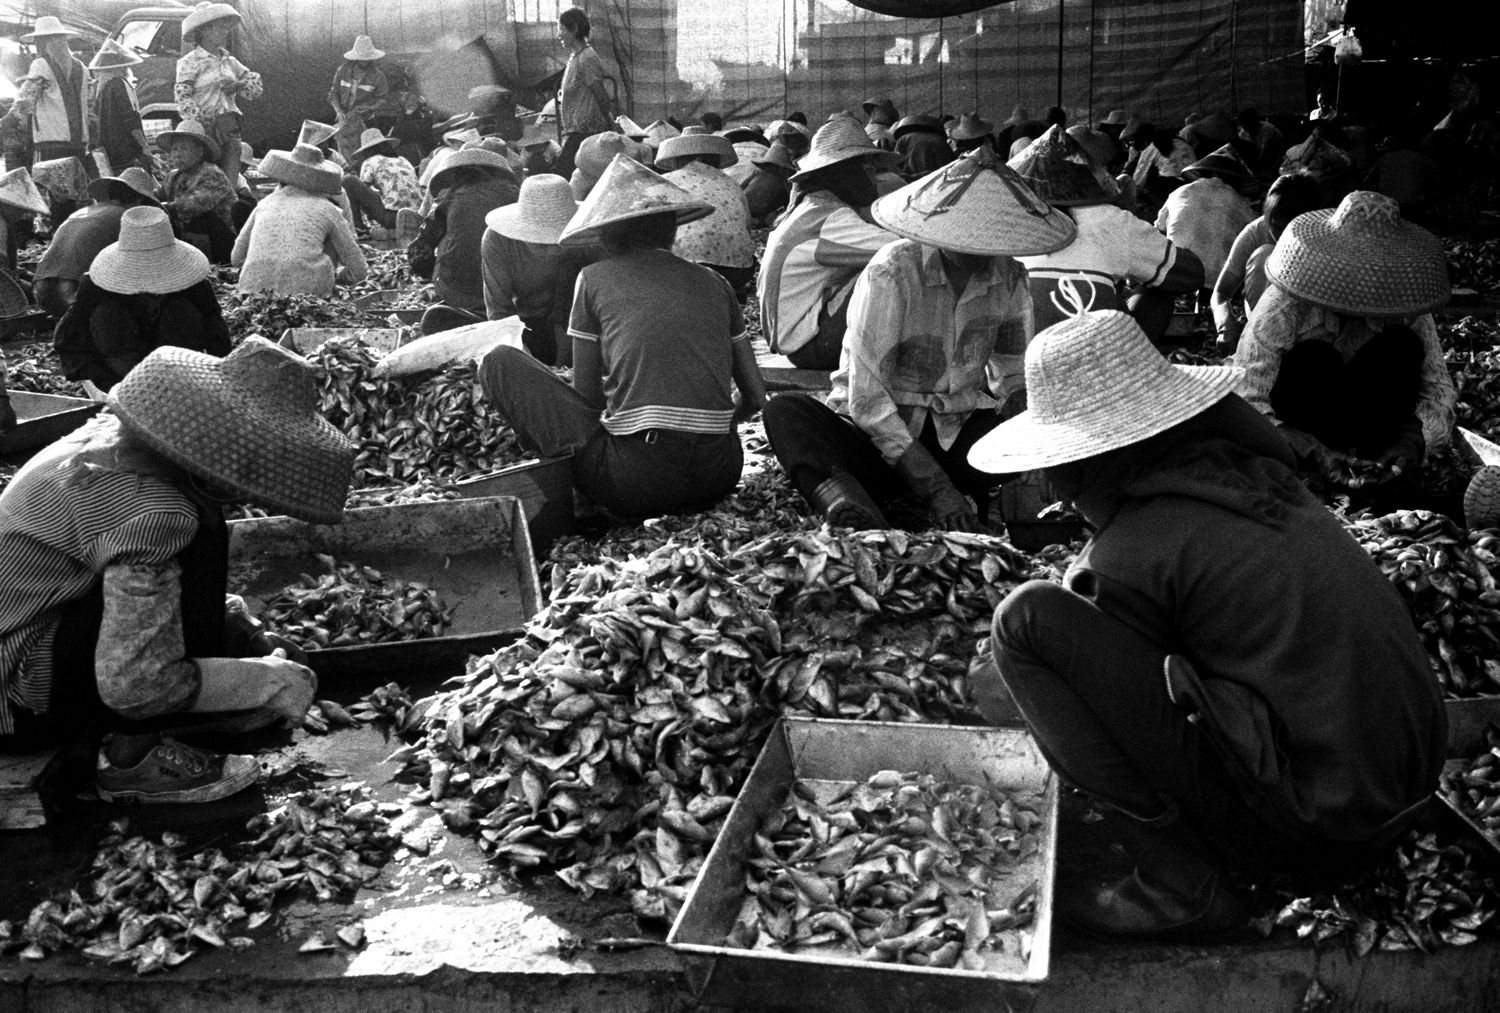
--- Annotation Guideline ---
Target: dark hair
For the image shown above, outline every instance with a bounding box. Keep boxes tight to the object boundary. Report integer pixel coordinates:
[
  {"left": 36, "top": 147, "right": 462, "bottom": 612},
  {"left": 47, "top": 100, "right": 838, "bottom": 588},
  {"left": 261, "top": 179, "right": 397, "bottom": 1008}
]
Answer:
[
  {"left": 1046, "top": 106, "right": 1067, "bottom": 127},
  {"left": 1151, "top": 125, "right": 1179, "bottom": 155},
  {"left": 558, "top": 8, "right": 590, "bottom": 40},
  {"left": 788, "top": 111, "right": 807, "bottom": 126},
  {"left": 1262, "top": 170, "right": 1322, "bottom": 229},
  {"left": 700, "top": 112, "right": 724, "bottom": 132},
  {"left": 1237, "top": 108, "right": 1260, "bottom": 131},
  {"left": 600, "top": 211, "right": 677, "bottom": 253}
]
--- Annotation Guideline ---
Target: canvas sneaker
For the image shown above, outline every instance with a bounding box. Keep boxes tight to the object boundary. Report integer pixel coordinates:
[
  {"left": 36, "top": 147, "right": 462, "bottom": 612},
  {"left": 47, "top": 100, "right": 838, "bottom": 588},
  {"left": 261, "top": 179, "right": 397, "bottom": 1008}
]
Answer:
[{"left": 95, "top": 738, "right": 260, "bottom": 804}]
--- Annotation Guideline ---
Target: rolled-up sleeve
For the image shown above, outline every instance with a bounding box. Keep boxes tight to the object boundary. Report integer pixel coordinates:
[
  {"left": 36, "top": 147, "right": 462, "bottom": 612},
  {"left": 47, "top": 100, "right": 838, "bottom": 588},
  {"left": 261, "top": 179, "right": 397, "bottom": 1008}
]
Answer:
[
  {"left": 95, "top": 560, "right": 201, "bottom": 720},
  {"left": 1232, "top": 284, "right": 1303, "bottom": 421},
  {"left": 1412, "top": 314, "right": 1456, "bottom": 452},
  {"left": 843, "top": 259, "right": 912, "bottom": 463}
]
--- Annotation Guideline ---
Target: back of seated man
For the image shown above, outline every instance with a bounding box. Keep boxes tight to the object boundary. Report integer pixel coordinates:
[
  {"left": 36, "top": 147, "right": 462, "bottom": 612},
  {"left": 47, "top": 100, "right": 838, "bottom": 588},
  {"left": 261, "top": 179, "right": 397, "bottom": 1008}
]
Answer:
[{"left": 33, "top": 168, "right": 160, "bottom": 317}]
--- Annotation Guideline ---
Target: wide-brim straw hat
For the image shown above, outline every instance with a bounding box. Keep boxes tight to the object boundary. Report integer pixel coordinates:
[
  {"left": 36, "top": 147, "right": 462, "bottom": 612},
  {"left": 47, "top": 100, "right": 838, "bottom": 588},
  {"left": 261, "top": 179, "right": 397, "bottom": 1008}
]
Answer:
[
  {"left": 947, "top": 113, "right": 995, "bottom": 141},
  {"left": 1266, "top": 190, "right": 1449, "bottom": 317},
  {"left": 753, "top": 141, "right": 796, "bottom": 173},
  {"left": 111, "top": 338, "right": 355, "bottom": 524},
  {"left": 1004, "top": 106, "right": 1032, "bottom": 127},
  {"left": 1184, "top": 143, "right": 1252, "bottom": 183},
  {"left": 1007, "top": 124, "right": 1120, "bottom": 207},
  {"left": 344, "top": 35, "right": 385, "bottom": 61},
  {"left": 157, "top": 119, "right": 222, "bottom": 162},
  {"left": 893, "top": 114, "right": 945, "bottom": 140},
  {"left": 87, "top": 167, "right": 160, "bottom": 207},
  {"left": 871, "top": 147, "right": 1076, "bottom": 257},
  {"left": 791, "top": 114, "right": 900, "bottom": 181},
  {"left": 1101, "top": 109, "right": 1130, "bottom": 126},
  {"left": 968, "top": 311, "right": 1241, "bottom": 474},
  {"left": 1066, "top": 125, "right": 1117, "bottom": 170},
  {"left": 89, "top": 38, "right": 143, "bottom": 71},
  {"left": 90, "top": 205, "right": 209, "bottom": 295},
  {"left": 575, "top": 131, "right": 632, "bottom": 180},
  {"left": 656, "top": 132, "right": 737, "bottom": 171},
  {"left": 182, "top": 2, "right": 241, "bottom": 39},
  {"left": 642, "top": 120, "right": 681, "bottom": 149},
  {"left": 558, "top": 154, "right": 712, "bottom": 247},
  {"left": 862, "top": 98, "right": 899, "bottom": 126},
  {"left": 20, "top": 15, "right": 78, "bottom": 41},
  {"left": 1188, "top": 111, "right": 1236, "bottom": 144},
  {"left": 720, "top": 126, "right": 768, "bottom": 146},
  {"left": 0, "top": 168, "right": 52, "bottom": 218},
  {"left": 352, "top": 127, "right": 400, "bottom": 160},
  {"left": 486, "top": 174, "right": 578, "bottom": 245},
  {"left": 427, "top": 148, "right": 511, "bottom": 192},
  {"left": 258, "top": 143, "right": 343, "bottom": 194},
  {"left": 767, "top": 119, "right": 811, "bottom": 142}
]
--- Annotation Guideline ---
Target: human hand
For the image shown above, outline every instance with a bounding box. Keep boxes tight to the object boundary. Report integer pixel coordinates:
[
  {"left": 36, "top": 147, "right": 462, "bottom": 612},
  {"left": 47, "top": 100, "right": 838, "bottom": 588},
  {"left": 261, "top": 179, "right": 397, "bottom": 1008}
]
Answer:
[
  {"left": 732, "top": 390, "right": 764, "bottom": 424},
  {"left": 931, "top": 486, "right": 981, "bottom": 532},
  {"left": 258, "top": 651, "right": 318, "bottom": 728},
  {"left": 1278, "top": 425, "right": 1356, "bottom": 484},
  {"left": 1375, "top": 425, "right": 1426, "bottom": 480}
]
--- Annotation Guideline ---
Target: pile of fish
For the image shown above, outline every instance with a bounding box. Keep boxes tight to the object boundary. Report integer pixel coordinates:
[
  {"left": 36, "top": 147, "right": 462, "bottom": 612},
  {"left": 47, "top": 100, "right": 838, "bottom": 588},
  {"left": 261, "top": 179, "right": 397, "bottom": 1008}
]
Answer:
[
  {"left": 345, "top": 477, "right": 463, "bottom": 510},
  {"left": 729, "top": 770, "right": 1042, "bottom": 970},
  {"left": 1446, "top": 239, "right": 1500, "bottom": 294},
  {"left": 222, "top": 291, "right": 360, "bottom": 339},
  {"left": 1442, "top": 724, "right": 1500, "bottom": 845},
  {"left": 1342, "top": 509, "right": 1500, "bottom": 697},
  {"left": 258, "top": 555, "right": 454, "bottom": 649},
  {"left": 1444, "top": 316, "right": 1500, "bottom": 445},
  {"left": 4, "top": 784, "right": 395, "bottom": 972},
  {"left": 0, "top": 341, "right": 88, "bottom": 397},
  {"left": 308, "top": 338, "right": 528, "bottom": 488},
  {"left": 396, "top": 526, "right": 1035, "bottom": 923}
]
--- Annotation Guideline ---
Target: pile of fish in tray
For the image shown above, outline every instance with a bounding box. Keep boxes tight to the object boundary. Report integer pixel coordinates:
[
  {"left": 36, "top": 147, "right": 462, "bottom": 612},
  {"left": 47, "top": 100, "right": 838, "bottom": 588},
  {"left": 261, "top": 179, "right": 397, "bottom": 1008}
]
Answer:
[{"left": 257, "top": 554, "right": 455, "bottom": 650}]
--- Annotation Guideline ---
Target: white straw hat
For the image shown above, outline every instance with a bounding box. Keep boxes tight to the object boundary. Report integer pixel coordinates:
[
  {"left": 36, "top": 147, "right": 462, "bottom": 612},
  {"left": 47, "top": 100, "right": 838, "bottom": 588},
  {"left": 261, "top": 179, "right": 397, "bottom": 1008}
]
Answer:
[
  {"left": 352, "top": 127, "right": 400, "bottom": 160},
  {"left": 258, "top": 143, "right": 344, "bottom": 194},
  {"left": 182, "top": 2, "right": 241, "bottom": 40},
  {"left": 110, "top": 338, "right": 356, "bottom": 524},
  {"left": 90, "top": 206, "right": 210, "bottom": 295},
  {"left": 872, "top": 147, "right": 1077, "bottom": 257},
  {"left": 791, "top": 113, "right": 900, "bottom": 181},
  {"left": 559, "top": 154, "right": 712, "bottom": 247},
  {"left": 486, "top": 175, "right": 578, "bottom": 245},
  {"left": 88, "top": 38, "right": 144, "bottom": 71},
  {"left": 20, "top": 16, "right": 79, "bottom": 41},
  {"left": 86, "top": 167, "right": 161, "bottom": 207},
  {"left": 0, "top": 168, "right": 51, "bottom": 218},
  {"left": 344, "top": 35, "right": 385, "bottom": 61},
  {"left": 968, "top": 311, "right": 1242, "bottom": 474},
  {"left": 655, "top": 130, "right": 738, "bottom": 171},
  {"left": 156, "top": 119, "right": 221, "bottom": 162},
  {"left": 427, "top": 148, "right": 511, "bottom": 193}
]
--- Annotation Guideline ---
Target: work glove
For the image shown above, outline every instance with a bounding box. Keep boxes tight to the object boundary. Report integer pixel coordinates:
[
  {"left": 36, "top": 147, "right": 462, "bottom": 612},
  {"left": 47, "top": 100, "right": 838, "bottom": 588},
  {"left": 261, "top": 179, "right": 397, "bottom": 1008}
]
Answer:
[
  {"left": 893, "top": 441, "right": 979, "bottom": 532},
  {"left": 195, "top": 655, "right": 318, "bottom": 728}
]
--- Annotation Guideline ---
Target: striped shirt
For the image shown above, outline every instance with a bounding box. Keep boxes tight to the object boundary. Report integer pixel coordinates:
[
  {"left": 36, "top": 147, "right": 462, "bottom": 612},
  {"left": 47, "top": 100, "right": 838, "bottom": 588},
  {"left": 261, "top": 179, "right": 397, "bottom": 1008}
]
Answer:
[
  {"left": 757, "top": 192, "right": 894, "bottom": 355},
  {"left": 0, "top": 415, "right": 200, "bottom": 734},
  {"left": 567, "top": 249, "right": 744, "bottom": 436}
]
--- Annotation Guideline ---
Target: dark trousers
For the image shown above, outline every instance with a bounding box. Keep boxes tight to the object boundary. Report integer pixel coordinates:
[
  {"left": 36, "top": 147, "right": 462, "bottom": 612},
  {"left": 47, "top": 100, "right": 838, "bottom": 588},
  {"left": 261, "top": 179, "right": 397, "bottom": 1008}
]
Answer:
[
  {"left": 479, "top": 345, "right": 743, "bottom": 518},
  {"left": 176, "top": 211, "right": 236, "bottom": 266},
  {"left": 783, "top": 290, "right": 851, "bottom": 370},
  {"left": 987, "top": 580, "right": 1370, "bottom": 884},
  {"left": 419, "top": 304, "right": 483, "bottom": 336},
  {"left": 342, "top": 175, "right": 397, "bottom": 231},
  {"left": 1269, "top": 327, "right": 1424, "bottom": 458},
  {"left": 763, "top": 392, "right": 1002, "bottom": 517},
  {"left": 557, "top": 132, "right": 589, "bottom": 180}
]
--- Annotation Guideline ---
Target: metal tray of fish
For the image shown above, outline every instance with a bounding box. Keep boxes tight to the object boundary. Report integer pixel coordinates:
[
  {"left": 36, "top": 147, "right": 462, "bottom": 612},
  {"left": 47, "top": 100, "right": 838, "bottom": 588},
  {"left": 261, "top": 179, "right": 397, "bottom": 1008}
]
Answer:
[
  {"left": 227, "top": 496, "right": 543, "bottom": 680},
  {"left": 1446, "top": 697, "right": 1500, "bottom": 757},
  {"left": 353, "top": 289, "right": 428, "bottom": 324},
  {"left": 0, "top": 390, "right": 102, "bottom": 455},
  {"left": 278, "top": 327, "right": 404, "bottom": 356},
  {"left": 668, "top": 717, "right": 1058, "bottom": 1013}
]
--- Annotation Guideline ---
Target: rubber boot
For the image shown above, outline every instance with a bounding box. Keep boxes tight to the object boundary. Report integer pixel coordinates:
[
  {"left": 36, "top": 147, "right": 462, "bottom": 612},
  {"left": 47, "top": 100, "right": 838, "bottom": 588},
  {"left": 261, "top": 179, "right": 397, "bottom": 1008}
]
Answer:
[
  {"left": 810, "top": 471, "right": 888, "bottom": 530},
  {"left": 1059, "top": 803, "right": 1246, "bottom": 941}
]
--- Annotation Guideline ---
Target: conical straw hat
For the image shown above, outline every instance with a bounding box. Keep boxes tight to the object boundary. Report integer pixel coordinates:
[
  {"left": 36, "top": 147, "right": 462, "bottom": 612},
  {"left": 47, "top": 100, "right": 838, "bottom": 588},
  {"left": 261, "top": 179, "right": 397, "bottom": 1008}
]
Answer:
[
  {"left": 615, "top": 115, "right": 648, "bottom": 139},
  {"left": 486, "top": 174, "right": 578, "bottom": 245},
  {"left": 968, "top": 310, "right": 1241, "bottom": 474},
  {"left": 1184, "top": 143, "right": 1252, "bottom": 183},
  {"left": 790, "top": 113, "right": 899, "bottom": 181},
  {"left": 642, "top": 120, "right": 681, "bottom": 149},
  {"left": 1006, "top": 124, "right": 1120, "bottom": 207},
  {"left": 258, "top": 143, "right": 343, "bottom": 194},
  {"left": 1266, "top": 191, "right": 1449, "bottom": 317},
  {"left": 90, "top": 206, "right": 209, "bottom": 295},
  {"left": 298, "top": 120, "right": 339, "bottom": 149},
  {"left": 558, "top": 154, "right": 712, "bottom": 247},
  {"left": 88, "top": 38, "right": 144, "bottom": 71},
  {"left": 111, "top": 337, "right": 356, "bottom": 524},
  {"left": 0, "top": 168, "right": 51, "bottom": 218},
  {"left": 344, "top": 35, "right": 385, "bottom": 61},
  {"left": 1279, "top": 134, "right": 1352, "bottom": 181}
]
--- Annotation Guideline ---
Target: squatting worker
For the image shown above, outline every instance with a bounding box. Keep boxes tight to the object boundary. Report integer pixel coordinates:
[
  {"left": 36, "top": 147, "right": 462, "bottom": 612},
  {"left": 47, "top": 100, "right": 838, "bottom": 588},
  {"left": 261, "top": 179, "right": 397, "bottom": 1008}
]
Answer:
[
  {"left": 1233, "top": 191, "right": 1456, "bottom": 488},
  {"left": 554, "top": 7, "right": 613, "bottom": 180},
  {"left": 967, "top": 310, "right": 1444, "bottom": 939},
  {"left": 764, "top": 149, "right": 1072, "bottom": 532},
  {"left": 479, "top": 154, "right": 767, "bottom": 520},
  {"left": 0, "top": 338, "right": 357, "bottom": 804}
]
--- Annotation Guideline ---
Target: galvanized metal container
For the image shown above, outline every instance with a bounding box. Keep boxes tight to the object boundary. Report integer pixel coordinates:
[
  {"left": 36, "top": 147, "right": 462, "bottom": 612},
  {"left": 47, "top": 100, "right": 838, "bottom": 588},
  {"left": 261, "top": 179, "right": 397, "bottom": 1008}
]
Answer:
[{"left": 669, "top": 717, "right": 1058, "bottom": 1013}]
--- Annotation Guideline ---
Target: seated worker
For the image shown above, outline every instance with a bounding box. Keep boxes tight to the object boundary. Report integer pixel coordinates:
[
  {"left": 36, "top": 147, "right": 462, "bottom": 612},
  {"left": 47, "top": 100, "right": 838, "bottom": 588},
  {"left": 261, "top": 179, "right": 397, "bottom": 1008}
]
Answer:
[
  {"left": 656, "top": 129, "right": 758, "bottom": 299},
  {"left": 479, "top": 155, "right": 767, "bottom": 520},
  {"left": 892, "top": 115, "right": 955, "bottom": 180},
  {"left": 0, "top": 338, "right": 356, "bottom": 803},
  {"left": 1234, "top": 191, "right": 1455, "bottom": 486},
  {"left": 1237, "top": 107, "right": 1285, "bottom": 174},
  {"left": 862, "top": 98, "right": 899, "bottom": 151},
  {"left": 763, "top": 149, "right": 1074, "bottom": 531},
  {"left": 1210, "top": 170, "right": 1323, "bottom": 353},
  {"left": 1011, "top": 126, "right": 1204, "bottom": 338},
  {"left": 409, "top": 148, "right": 518, "bottom": 335},
  {"left": 947, "top": 113, "right": 996, "bottom": 156},
  {"left": 158, "top": 119, "right": 238, "bottom": 265},
  {"left": 758, "top": 114, "right": 899, "bottom": 370},
  {"left": 53, "top": 206, "right": 230, "bottom": 393},
  {"left": 1132, "top": 125, "right": 1195, "bottom": 206},
  {"left": 233, "top": 141, "right": 367, "bottom": 297},
  {"left": 742, "top": 141, "right": 796, "bottom": 225},
  {"left": 517, "top": 117, "right": 561, "bottom": 178},
  {"left": 967, "top": 309, "right": 1444, "bottom": 938},
  {"left": 1281, "top": 132, "right": 1356, "bottom": 208},
  {"left": 1364, "top": 129, "right": 1443, "bottom": 224},
  {"left": 570, "top": 132, "right": 632, "bottom": 201},
  {"left": 481, "top": 174, "right": 600, "bottom": 367},
  {"left": 0, "top": 167, "right": 50, "bottom": 276},
  {"left": 34, "top": 168, "right": 160, "bottom": 318},
  {"left": 342, "top": 127, "right": 422, "bottom": 237},
  {"left": 1155, "top": 145, "right": 1256, "bottom": 297}
]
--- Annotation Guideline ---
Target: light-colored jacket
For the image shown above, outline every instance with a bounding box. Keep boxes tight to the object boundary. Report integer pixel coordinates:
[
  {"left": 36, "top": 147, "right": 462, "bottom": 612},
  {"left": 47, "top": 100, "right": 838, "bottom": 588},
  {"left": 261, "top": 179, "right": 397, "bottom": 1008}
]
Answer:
[
  {"left": 232, "top": 186, "right": 366, "bottom": 296},
  {"left": 18, "top": 55, "right": 90, "bottom": 146}
]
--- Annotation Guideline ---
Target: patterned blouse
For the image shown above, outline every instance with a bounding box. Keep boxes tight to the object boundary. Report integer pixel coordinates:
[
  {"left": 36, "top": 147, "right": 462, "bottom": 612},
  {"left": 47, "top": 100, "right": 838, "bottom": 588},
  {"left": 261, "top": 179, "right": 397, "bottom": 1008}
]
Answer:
[
  {"left": 163, "top": 161, "right": 237, "bottom": 225},
  {"left": 175, "top": 46, "right": 263, "bottom": 122},
  {"left": 359, "top": 154, "right": 423, "bottom": 212}
]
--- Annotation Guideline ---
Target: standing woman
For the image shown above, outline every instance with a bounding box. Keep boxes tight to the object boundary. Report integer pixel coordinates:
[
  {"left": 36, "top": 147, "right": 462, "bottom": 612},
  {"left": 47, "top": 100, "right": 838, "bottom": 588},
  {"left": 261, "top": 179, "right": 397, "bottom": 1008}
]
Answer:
[
  {"left": 327, "top": 36, "right": 392, "bottom": 162},
  {"left": 554, "top": 8, "right": 613, "bottom": 179},
  {"left": 15, "top": 16, "right": 95, "bottom": 224},
  {"left": 175, "top": 2, "right": 261, "bottom": 187},
  {"left": 89, "top": 39, "right": 155, "bottom": 175}
]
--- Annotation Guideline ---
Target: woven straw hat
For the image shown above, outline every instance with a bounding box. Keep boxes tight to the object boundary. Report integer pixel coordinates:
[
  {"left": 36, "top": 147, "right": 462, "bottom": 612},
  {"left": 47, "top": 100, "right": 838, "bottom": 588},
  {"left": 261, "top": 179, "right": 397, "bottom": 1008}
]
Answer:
[
  {"left": 1101, "top": 109, "right": 1130, "bottom": 126},
  {"left": 767, "top": 119, "right": 811, "bottom": 142},
  {"left": 1187, "top": 111, "right": 1235, "bottom": 145},
  {"left": 517, "top": 120, "right": 554, "bottom": 148},
  {"left": 753, "top": 141, "right": 796, "bottom": 173},
  {"left": 616, "top": 115, "right": 648, "bottom": 139},
  {"left": 575, "top": 131, "right": 631, "bottom": 181},
  {"left": 352, "top": 127, "right": 399, "bottom": 160},
  {"left": 1004, "top": 106, "right": 1032, "bottom": 127},
  {"left": 893, "top": 115, "right": 945, "bottom": 140},
  {"left": 791, "top": 114, "right": 900, "bottom": 181},
  {"left": 428, "top": 148, "right": 510, "bottom": 192},
  {"left": 871, "top": 147, "right": 1076, "bottom": 257},
  {"left": 720, "top": 126, "right": 768, "bottom": 146},
  {"left": 968, "top": 311, "right": 1241, "bottom": 474},
  {"left": 20, "top": 15, "right": 78, "bottom": 40},
  {"left": 559, "top": 154, "right": 712, "bottom": 247},
  {"left": 240, "top": 141, "right": 259, "bottom": 170},
  {"left": 299, "top": 120, "right": 339, "bottom": 149},
  {"left": 111, "top": 338, "right": 355, "bottom": 524},
  {"left": 259, "top": 143, "right": 342, "bottom": 194},
  {"left": 87, "top": 166, "right": 160, "bottom": 207},
  {"left": 344, "top": 35, "right": 385, "bottom": 61},
  {"left": 88, "top": 38, "right": 143, "bottom": 71},
  {"left": 1266, "top": 191, "right": 1449, "bottom": 317},
  {"left": 656, "top": 131, "right": 737, "bottom": 171},
  {"left": 1007, "top": 124, "right": 1120, "bottom": 207},
  {"left": 862, "top": 98, "right": 899, "bottom": 126},
  {"left": 1066, "top": 125, "right": 1117, "bottom": 169},
  {"left": 947, "top": 113, "right": 995, "bottom": 141},
  {"left": 486, "top": 174, "right": 578, "bottom": 245},
  {"left": 1184, "top": 143, "right": 1252, "bottom": 183},
  {"left": 642, "top": 120, "right": 681, "bottom": 149},
  {"left": 182, "top": 2, "right": 241, "bottom": 40},
  {"left": 157, "top": 119, "right": 222, "bottom": 161},
  {"left": 90, "top": 206, "right": 210, "bottom": 295},
  {"left": 0, "top": 168, "right": 51, "bottom": 218},
  {"left": 1280, "top": 134, "right": 1352, "bottom": 181}
]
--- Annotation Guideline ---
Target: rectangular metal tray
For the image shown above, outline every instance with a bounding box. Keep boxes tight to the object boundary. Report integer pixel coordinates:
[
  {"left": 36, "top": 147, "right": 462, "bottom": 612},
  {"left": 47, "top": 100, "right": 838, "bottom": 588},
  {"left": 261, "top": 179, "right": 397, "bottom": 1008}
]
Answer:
[
  {"left": 278, "top": 327, "right": 404, "bottom": 356},
  {"left": 353, "top": 289, "right": 427, "bottom": 324},
  {"left": 1439, "top": 758, "right": 1500, "bottom": 863},
  {"left": 456, "top": 456, "right": 575, "bottom": 556},
  {"left": 668, "top": 717, "right": 1058, "bottom": 1013},
  {"left": 0, "top": 390, "right": 101, "bottom": 455},
  {"left": 1446, "top": 697, "right": 1500, "bottom": 757},
  {"left": 227, "top": 496, "right": 542, "bottom": 680}
]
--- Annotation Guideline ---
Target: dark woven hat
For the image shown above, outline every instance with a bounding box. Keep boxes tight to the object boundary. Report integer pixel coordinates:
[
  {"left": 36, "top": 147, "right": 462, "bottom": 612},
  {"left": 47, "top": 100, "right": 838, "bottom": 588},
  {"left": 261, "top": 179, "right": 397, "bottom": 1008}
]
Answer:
[
  {"left": 1183, "top": 143, "right": 1252, "bottom": 183},
  {"left": 893, "top": 114, "right": 946, "bottom": 140},
  {"left": 862, "top": 98, "right": 899, "bottom": 126},
  {"left": 1006, "top": 124, "right": 1120, "bottom": 207}
]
